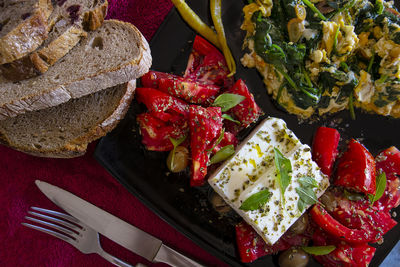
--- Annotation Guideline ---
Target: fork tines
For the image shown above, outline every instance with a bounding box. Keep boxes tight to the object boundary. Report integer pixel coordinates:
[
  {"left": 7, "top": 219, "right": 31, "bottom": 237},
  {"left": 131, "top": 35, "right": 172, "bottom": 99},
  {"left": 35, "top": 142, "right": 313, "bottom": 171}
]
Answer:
[{"left": 22, "top": 207, "right": 82, "bottom": 242}]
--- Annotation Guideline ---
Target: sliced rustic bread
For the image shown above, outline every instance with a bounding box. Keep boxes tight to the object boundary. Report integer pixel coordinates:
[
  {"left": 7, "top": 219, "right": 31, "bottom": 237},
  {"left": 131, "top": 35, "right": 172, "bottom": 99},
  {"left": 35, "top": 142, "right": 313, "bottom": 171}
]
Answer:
[
  {"left": 0, "top": 19, "right": 152, "bottom": 120},
  {"left": 0, "top": 80, "right": 136, "bottom": 158},
  {"left": 0, "top": 0, "right": 53, "bottom": 64},
  {"left": 0, "top": 0, "right": 108, "bottom": 81}
]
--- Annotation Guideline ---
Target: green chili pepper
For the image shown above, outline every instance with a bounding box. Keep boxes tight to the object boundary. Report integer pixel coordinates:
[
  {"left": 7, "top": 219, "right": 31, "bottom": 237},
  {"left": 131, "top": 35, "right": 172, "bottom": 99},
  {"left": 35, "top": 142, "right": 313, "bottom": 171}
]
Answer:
[
  {"left": 210, "top": 0, "right": 236, "bottom": 76},
  {"left": 171, "top": 0, "right": 221, "bottom": 50}
]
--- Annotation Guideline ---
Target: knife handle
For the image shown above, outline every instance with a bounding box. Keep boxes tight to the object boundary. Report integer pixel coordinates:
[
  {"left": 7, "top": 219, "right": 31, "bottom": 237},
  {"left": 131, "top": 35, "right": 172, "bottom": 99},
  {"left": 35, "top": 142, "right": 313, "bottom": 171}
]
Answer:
[{"left": 154, "top": 244, "right": 205, "bottom": 267}]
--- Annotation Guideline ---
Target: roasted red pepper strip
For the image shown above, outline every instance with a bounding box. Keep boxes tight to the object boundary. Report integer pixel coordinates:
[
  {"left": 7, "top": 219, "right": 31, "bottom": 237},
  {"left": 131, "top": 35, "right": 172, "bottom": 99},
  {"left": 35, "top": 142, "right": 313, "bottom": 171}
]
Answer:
[
  {"left": 374, "top": 177, "right": 400, "bottom": 212},
  {"left": 141, "top": 70, "right": 220, "bottom": 104},
  {"left": 225, "top": 79, "right": 263, "bottom": 128},
  {"left": 136, "top": 87, "right": 189, "bottom": 121},
  {"left": 312, "top": 127, "right": 340, "bottom": 176},
  {"left": 374, "top": 146, "right": 400, "bottom": 211},
  {"left": 158, "top": 76, "right": 220, "bottom": 104},
  {"left": 136, "top": 113, "right": 187, "bottom": 151},
  {"left": 376, "top": 146, "right": 400, "bottom": 180},
  {"left": 310, "top": 204, "right": 375, "bottom": 244},
  {"left": 312, "top": 228, "right": 376, "bottom": 267},
  {"left": 185, "top": 35, "right": 234, "bottom": 88},
  {"left": 335, "top": 139, "right": 376, "bottom": 195},
  {"left": 189, "top": 106, "right": 222, "bottom": 186},
  {"left": 331, "top": 196, "right": 397, "bottom": 243},
  {"left": 235, "top": 221, "right": 310, "bottom": 263},
  {"left": 141, "top": 71, "right": 173, "bottom": 89}
]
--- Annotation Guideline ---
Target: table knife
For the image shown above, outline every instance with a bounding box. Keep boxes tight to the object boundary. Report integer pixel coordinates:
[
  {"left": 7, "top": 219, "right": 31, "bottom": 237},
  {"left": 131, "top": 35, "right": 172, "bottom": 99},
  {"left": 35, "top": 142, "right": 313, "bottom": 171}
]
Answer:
[{"left": 35, "top": 180, "right": 204, "bottom": 267}]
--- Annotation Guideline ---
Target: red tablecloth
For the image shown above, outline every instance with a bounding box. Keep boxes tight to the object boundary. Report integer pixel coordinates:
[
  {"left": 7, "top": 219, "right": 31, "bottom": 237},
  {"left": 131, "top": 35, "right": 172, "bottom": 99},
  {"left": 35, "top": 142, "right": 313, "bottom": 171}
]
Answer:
[{"left": 0, "top": 1, "right": 228, "bottom": 266}]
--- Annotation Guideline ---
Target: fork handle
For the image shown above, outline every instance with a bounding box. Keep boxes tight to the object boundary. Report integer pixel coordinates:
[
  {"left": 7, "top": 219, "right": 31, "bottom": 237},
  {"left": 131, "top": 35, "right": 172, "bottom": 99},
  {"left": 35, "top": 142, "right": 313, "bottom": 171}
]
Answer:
[{"left": 98, "top": 249, "right": 133, "bottom": 267}]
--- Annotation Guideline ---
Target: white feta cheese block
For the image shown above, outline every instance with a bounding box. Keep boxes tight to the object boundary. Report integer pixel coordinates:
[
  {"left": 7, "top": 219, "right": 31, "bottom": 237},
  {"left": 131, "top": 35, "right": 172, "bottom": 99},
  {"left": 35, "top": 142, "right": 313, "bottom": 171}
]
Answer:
[{"left": 208, "top": 117, "right": 329, "bottom": 245}]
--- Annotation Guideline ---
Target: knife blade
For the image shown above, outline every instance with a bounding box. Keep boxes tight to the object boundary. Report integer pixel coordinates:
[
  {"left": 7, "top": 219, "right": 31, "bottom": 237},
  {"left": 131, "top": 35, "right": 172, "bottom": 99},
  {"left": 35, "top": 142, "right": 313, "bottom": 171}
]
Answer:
[{"left": 35, "top": 180, "right": 204, "bottom": 267}]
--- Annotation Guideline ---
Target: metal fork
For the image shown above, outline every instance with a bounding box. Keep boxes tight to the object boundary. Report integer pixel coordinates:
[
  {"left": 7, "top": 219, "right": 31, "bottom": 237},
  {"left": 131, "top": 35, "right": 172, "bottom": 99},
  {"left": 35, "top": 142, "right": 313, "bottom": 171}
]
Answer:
[{"left": 22, "top": 207, "right": 147, "bottom": 267}]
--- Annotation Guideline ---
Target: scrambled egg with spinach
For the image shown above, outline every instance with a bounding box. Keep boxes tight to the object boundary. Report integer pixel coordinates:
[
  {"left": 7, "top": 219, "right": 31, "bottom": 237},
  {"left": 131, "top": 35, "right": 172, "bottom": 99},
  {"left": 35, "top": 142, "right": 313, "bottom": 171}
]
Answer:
[{"left": 241, "top": 0, "right": 400, "bottom": 118}]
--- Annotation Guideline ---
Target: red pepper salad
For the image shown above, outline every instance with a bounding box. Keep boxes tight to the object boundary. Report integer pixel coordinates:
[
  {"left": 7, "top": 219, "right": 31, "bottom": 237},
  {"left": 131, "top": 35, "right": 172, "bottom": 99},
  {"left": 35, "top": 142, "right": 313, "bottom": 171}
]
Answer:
[
  {"left": 235, "top": 126, "right": 400, "bottom": 266},
  {"left": 136, "top": 35, "right": 263, "bottom": 186}
]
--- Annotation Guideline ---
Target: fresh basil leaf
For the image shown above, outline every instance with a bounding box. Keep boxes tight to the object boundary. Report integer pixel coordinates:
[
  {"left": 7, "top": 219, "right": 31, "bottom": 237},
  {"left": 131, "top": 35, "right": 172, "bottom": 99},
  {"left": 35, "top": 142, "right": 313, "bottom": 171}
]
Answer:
[
  {"left": 299, "top": 176, "right": 318, "bottom": 188},
  {"left": 212, "top": 93, "right": 246, "bottom": 112},
  {"left": 168, "top": 135, "right": 187, "bottom": 169},
  {"left": 296, "top": 176, "right": 319, "bottom": 212},
  {"left": 302, "top": 245, "right": 336, "bottom": 255},
  {"left": 207, "top": 128, "right": 225, "bottom": 151},
  {"left": 369, "top": 172, "right": 387, "bottom": 205},
  {"left": 297, "top": 198, "right": 306, "bottom": 213},
  {"left": 239, "top": 189, "right": 272, "bottom": 211},
  {"left": 169, "top": 135, "right": 186, "bottom": 148},
  {"left": 344, "top": 189, "right": 365, "bottom": 201},
  {"left": 274, "top": 147, "right": 292, "bottom": 203},
  {"left": 209, "top": 145, "right": 235, "bottom": 165},
  {"left": 296, "top": 186, "right": 318, "bottom": 212},
  {"left": 222, "top": 114, "right": 241, "bottom": 125}
]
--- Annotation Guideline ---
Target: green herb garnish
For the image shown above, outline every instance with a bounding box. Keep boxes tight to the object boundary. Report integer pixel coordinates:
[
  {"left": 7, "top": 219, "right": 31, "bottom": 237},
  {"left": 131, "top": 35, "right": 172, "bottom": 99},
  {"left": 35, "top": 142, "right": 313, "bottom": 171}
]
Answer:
[
  {"left": 212, "top": 93, "right": 245, "bottom": 112},
  {"left": 168, "top": 135, "right": 187, "bottom": 170},
  {"left": 302, "top": 245, "right": 336, "bottom": 255},
  {"left": 209, "top": 145, "right": 235, "bottom": 165},
  {"left": 274, "top": 147, "right": 292, "bottom": 204},
  {"left": 368, "top": 172, "right": 387, "bottom": 205},
  {"left": 222, "top": 114, "right": 241, "bottom": 124},
  {"left": 239, "top": 189, "right": 272, "bottom": 211},
  {"left": 296, "top": 176, "right": 319, "bottom": 212},
  {"left": 207, "top": 128, "right": 225, "bottom": 151}
]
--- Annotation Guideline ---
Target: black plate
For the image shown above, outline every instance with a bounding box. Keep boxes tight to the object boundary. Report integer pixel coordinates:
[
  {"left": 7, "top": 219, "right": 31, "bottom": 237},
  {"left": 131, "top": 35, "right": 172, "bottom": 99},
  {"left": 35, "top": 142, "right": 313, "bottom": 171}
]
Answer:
[{"left": 95, "top": 1, "right": 400, "bottom": 266}]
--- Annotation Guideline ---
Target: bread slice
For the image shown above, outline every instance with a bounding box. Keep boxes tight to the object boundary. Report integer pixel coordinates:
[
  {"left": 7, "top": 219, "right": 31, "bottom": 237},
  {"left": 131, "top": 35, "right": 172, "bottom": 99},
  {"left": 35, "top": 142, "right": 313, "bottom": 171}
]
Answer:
[
  {"left": 0, "top": 0, "right": 108, "bottom": 81},
  {"left": 0, "top": 0, "right": 53, "bottom": 64},
  {"left": 0, "top": 19, "right": 151, "bottom": 120},
  {"left": 0, "top": 80, "right": 136, "bottom": 158}
]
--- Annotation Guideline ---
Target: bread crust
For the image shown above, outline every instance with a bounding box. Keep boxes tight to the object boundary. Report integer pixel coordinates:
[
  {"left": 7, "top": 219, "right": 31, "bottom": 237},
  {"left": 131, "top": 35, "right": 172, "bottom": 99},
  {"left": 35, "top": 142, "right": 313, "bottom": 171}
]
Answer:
[
  {"left": 0, "top": 20, "right": 152, "bottom": 120},
  {"left": 83, "top": 0, "right": 108, "bottom": 31},
  {"left": 0, "top": 80, "right": 136, "bottom": 158},
  {"left": 0, "top": 0, "right": 108, "bottom": 81},
  {"left": 0, "top": 0, "right": 53, "bottom": 64}
]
